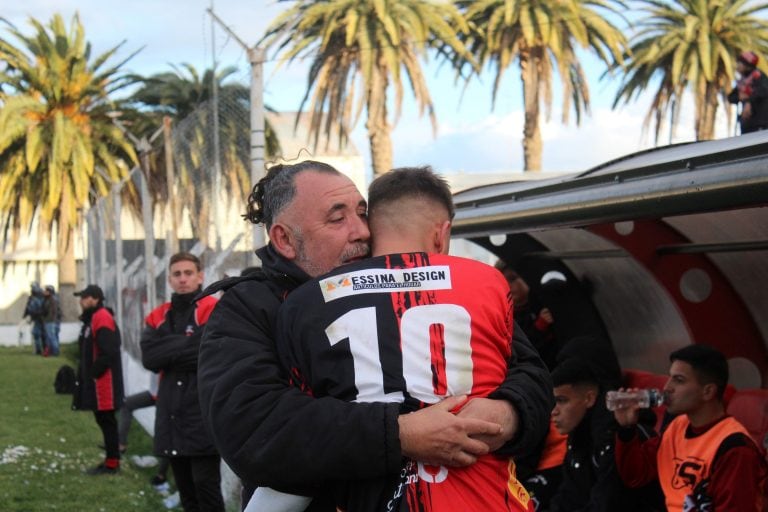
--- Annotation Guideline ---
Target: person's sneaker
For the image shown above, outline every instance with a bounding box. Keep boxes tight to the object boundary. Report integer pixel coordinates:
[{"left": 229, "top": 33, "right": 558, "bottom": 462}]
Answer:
[
  {"left": 85, "top": 463, "right": 119, "bottom": 475},
  {"left": 150, "top": 474, "right": 171, "bottom": 494},
  {"left": 163, "top": 491, "right": 180, "bottom": 509}
]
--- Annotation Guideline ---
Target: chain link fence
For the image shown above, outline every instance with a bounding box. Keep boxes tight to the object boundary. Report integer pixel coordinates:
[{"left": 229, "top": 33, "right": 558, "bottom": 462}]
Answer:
[{"left": 84, "top": 90, "right": 258, "bottom": 360}]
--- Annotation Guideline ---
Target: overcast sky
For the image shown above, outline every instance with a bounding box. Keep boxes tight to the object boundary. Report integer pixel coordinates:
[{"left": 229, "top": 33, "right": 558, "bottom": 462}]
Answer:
[{"left": 6, "top": 0, "right": 738, "bottom": 177}]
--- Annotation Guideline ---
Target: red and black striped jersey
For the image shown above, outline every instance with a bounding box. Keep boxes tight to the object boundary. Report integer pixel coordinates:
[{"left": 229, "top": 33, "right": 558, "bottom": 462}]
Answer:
[{"left": 277, "top": 252, "right": 533, "bottom": 511}]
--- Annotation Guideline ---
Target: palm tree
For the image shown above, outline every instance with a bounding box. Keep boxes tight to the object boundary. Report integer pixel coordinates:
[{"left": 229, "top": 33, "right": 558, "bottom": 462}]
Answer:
[
  {"left": 612, "top": 0, "right": 768, "bottom": 143},
  {"left": 0, "top": 13, "right": 137, "bottom": 315},
  {"left": 458, "top": 0, "right": 627, "bottom": 171},
  {"left": 263, "top": 0, "right": 473, "bottom": 177},
  {"left": 130, "top": 64, "right": 280, "bottom": 245}
]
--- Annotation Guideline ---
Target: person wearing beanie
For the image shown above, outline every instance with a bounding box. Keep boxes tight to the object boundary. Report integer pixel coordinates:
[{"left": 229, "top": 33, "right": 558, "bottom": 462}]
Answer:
[
  {"left": 140, "top": 253, "right": 224, "bottom": 512},
  {"left": 728, "top": 50, "right": 768, "bottom": 134},
  {"left": 72, "top": 284, "right": 125, "bottom": 474}
]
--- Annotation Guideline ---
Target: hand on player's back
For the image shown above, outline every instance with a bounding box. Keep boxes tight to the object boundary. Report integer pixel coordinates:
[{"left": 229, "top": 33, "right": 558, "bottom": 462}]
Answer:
[
  {"left": 398, "top": 395, "right": 502, "bottom": 467},
  {"left": 457, "top": 397, "right": 518, "bottom": 451}
]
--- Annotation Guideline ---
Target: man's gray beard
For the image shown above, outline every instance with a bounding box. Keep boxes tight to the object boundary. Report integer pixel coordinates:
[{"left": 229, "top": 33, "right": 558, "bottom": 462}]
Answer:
[{"left": 293, "top": 228, "right": 370, "bottom": 278}]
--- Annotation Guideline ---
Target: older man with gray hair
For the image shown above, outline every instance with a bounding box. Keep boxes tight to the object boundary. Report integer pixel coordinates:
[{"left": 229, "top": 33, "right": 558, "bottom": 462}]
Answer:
[{"left": 198, "top": 160, "right": 553, "bottom": 510}]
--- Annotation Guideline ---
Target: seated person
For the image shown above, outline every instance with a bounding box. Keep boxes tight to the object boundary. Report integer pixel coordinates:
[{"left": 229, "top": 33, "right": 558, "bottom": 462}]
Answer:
[
  {"left": 549, "top": 357, "right": 652, "bottom": 512},
  {"left": 614, "top": 344, "right": 767, "bottom": 511},
  {"left": 519, "top": 421, "right": 567, "bottom": 511}
]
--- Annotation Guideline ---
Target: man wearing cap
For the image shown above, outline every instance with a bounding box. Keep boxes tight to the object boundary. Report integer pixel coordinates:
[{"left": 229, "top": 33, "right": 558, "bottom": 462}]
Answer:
[
  {"left": 72, "top": 284, "right": 125, "bottom": 475},
  {"left": 728, "top": 51, "right": 768, "bottom": 134}
]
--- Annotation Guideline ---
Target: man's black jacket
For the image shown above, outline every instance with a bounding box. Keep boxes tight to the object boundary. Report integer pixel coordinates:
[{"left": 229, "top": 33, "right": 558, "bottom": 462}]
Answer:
[
  {"left": 728, "top": 68, "right": 768, "bottom": 133},
  {"left": 142, "top": 290, "right": 219, "bottom": 457},
  {"left": 198, "top": 244, "right": 553, "bottom": 489}
]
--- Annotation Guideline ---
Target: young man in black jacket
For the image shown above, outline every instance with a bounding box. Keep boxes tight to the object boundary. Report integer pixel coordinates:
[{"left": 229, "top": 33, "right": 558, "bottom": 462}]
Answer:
[
  {"left": 142, "top": 253, "right": 222, "bottom": 512},
  {"left": 549, "top": 356, "right": 661, "bottom": 512},
  {"left": 198, "top": 160, "right": 554, "bottom": 509}
]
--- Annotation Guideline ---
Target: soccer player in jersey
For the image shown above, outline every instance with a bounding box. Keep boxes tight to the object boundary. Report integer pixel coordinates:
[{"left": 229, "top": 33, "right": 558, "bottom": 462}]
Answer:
[{"left": 271, "top": 167, "right": 535, "bottom": 511}]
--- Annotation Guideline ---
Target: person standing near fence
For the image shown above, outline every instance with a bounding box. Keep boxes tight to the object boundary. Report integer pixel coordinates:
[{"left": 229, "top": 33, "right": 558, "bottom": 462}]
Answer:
[
  {"left": 72, "top": 284, "right": 125, "bottom": 475},
  {"left": 42, "top": 285, "right": 60, "bottom": 356},
  {"left": 141, "top": 252, "right": 223, "bottom": 512},
  {"left": 23, "top": 282, "right": 47, "bottom": 355},
  {"left": 728, "top": 51, "right": 768, "bottom": 134}
]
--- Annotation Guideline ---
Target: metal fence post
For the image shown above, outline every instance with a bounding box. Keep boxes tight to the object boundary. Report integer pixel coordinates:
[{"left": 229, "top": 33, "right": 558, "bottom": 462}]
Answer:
[
  {"left": 112, "top": 182, "right": 123, "bottom": 330},
  {"left": 139, "top": 169, "right": 156, "bottom": 313}
]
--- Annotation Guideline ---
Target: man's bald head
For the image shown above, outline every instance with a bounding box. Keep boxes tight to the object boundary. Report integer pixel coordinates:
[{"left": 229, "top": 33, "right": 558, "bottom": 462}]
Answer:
[{"left": 367, "top": 167, "right": 454, "bottom": 255}]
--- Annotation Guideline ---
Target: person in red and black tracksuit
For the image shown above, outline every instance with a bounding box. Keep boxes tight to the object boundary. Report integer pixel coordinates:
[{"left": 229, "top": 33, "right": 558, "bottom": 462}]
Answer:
[
  {"left": 72, "top": 284, "right": 125, "bottom": 475},
  {"left": 728, "top": 50, "right": 768, "bottom": 134},
  {"left": 141, "top": 252, "right": 222, "bottom": 512}
]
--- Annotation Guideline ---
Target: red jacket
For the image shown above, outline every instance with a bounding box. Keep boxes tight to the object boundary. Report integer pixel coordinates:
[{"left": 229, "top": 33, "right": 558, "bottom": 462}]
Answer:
[{"left": 73, "top": 305, "right": 124, "bottom": 412}]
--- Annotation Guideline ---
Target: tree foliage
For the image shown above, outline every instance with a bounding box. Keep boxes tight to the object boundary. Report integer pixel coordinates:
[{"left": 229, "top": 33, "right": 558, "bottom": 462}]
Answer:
[
  {"left": 129, "top": 64, "right": 281, "bottom": 244},
  {"left": 263, "top": 0, "right": 474, "bottom": 176},
  {"left": 457, "top": 0, "right": 627, "bottom": 170},
  {"left": 612, "top": 0, "right": 768, "bottom": 143},
  {"left": 0, "top": 13, "right": 137, "bottom": 256}
]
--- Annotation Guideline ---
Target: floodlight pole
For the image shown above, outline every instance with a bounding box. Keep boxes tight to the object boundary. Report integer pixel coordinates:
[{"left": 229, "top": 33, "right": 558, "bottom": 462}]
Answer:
[{"left": 207, "top": 8, "right": 266, "bottom": 262}]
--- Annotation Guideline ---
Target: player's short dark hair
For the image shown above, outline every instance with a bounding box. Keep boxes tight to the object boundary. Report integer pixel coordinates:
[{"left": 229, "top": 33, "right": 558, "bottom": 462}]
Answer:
[
  {"left": 169, "top": 252, "right": 201, "bottom": 271},
  {"left": 670, "top": 344, "right": 729, "bottom": 399},
  {"left": 552, "top": 357, "right": 599, "bottom": 389},
  {"left": 244, "top": 160, "right": 341, "bottom": 228},
  {"left": 368, "top": 166, "right": 454, "bottom": 220}
]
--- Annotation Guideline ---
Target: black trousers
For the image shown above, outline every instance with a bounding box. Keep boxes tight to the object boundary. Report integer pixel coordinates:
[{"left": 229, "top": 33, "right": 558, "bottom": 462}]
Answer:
[
  {"left": 93, "top": 410, "right": 120, "bottom": 462},
  {"left": 170, "top": 455, "right": 225, "bottom": 512}
]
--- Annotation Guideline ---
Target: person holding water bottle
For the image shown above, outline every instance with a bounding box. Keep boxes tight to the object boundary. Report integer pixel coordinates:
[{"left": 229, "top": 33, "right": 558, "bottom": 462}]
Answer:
[{"left": 613, "top": 344, "right": 767, "bottom": 512}]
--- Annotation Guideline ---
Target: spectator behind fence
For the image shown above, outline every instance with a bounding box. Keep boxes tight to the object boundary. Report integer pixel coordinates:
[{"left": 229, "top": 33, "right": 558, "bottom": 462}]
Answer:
[
  {"left": 247, "top": 166, "right": 546, "bottom": 511},
  {"left": 72, "top": 284, "right": 125, "bottom": 475},
  {"left": 42, "top": 285, "right": 60, "bottom": 356},
  {"left": 23, "top": 282, "right": 47, "bottom": 355},
  {"left": 140, "top": 252, "right": 223, "bottom": 512},
  {"left": 198, "top": 160, "right": 553, "bottom": 510},
  {"left": 728, "top": 50, "right": 768, "bottom": 134},
  {"left": 614, "top": 344, "right": 767, "bottom": 511}
]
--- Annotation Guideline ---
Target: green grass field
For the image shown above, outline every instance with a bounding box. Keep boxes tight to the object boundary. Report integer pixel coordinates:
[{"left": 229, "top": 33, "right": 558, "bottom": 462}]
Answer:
[{"left": 0, "top": 344, "right": 172, "bottom": 511}]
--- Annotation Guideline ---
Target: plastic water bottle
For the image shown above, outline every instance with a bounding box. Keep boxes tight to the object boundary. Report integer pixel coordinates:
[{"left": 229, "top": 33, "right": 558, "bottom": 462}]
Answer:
[{"left": 606, "top": 389, "right": 665, "bottom": 411}]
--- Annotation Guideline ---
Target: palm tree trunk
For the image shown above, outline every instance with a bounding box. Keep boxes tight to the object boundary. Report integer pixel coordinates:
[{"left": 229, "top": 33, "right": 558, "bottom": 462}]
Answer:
[
  {"left": 697, "top": 83, "right": 719, "bottom": 140},
  {"left": 57, "top": 190, "right": 78, "bottom": 320},
  {"left": 521, "top": 48, "right": 543, "bottom": 172},
  {"left": 366, "top": 67, "right": 393, "bottom": 178}
]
